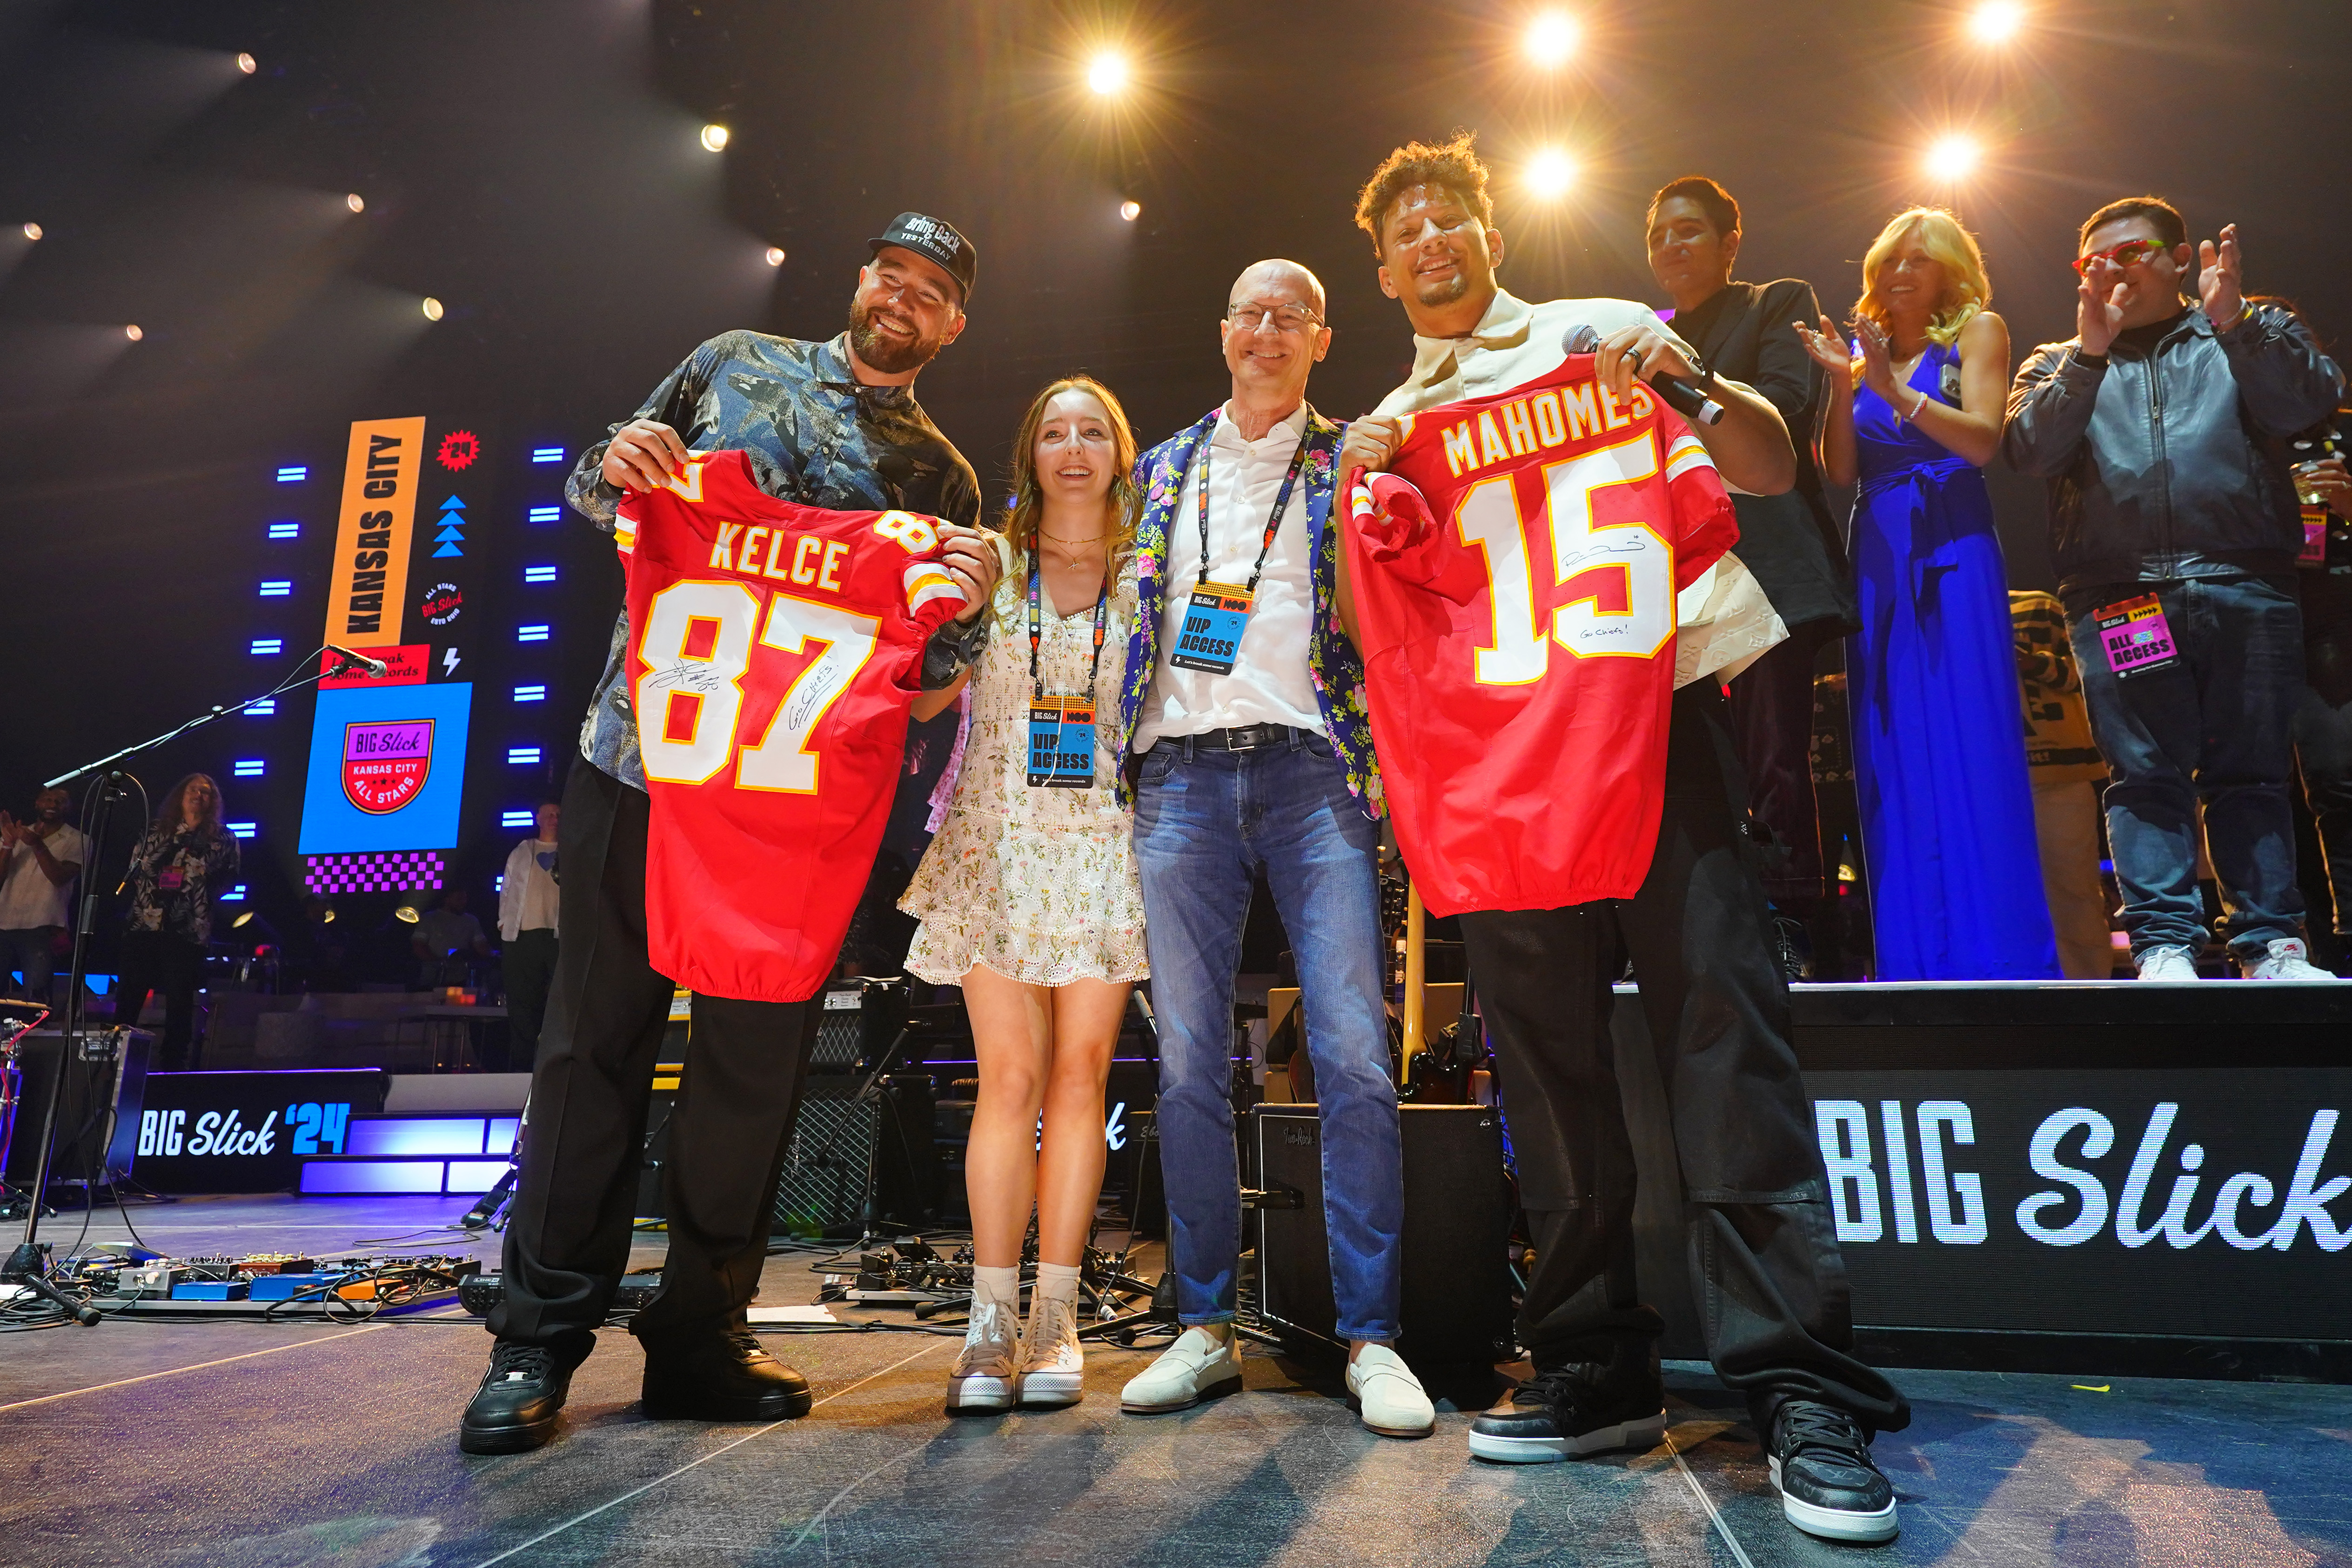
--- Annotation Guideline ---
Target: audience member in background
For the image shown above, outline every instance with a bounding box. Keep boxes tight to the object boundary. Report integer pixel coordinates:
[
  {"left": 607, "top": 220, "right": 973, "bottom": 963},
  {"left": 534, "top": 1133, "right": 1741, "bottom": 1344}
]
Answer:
[
  {"left": 1646, "top": 176, "right": 1859, "bottom": 977},
  {"left": 283, "top": 894, "right": 349, "bottom": 992},
  {"left": 0, "top": 787, "right": 86, "bottom": 1007},
  {"left": 2005, "top": 198, "right": 2343, "bottom": 981},
  {"left": 1796, "top": 207, "right": 2059, "bottom": 981},
  {"left": 2292, "top": 448, "right": 2352, "bottom": 967},
  {"left": 2010, "top": 591, "right": 2117, "bottom": 978},
  {"left": 112, "top": 772, "right": 238, "bottom": 1069},
  {"left": 900, "top": 375, "right": 1148, "bottom": 1414},
  {"left": 413, "top": 886, "right": 489, "bottom": 991},
  {"left": 498, "top": 800, "right": 562, "bottom": 1065}
]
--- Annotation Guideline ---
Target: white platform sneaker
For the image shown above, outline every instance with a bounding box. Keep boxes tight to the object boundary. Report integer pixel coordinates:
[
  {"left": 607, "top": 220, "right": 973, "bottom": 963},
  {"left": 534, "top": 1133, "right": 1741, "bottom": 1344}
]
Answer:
[
  {"left": 2239, "top": 938, "right": 2335, "bottom": 981},
  {"left": 1119, "top": 1326, "right": 1243, "bottom": 1413},
  {"left": 1345, "top": 1343, "right": 1435, "bottom": 1438},
  {"left": 2134, "top": 944, "right": 2200, "bottom": 981},
  {"left": 1017, "top": 1294, "right": 1085, "bottom": 1408},
  {"left": 945, "top": 1298, "right": 1022, "bottom": 1413}
]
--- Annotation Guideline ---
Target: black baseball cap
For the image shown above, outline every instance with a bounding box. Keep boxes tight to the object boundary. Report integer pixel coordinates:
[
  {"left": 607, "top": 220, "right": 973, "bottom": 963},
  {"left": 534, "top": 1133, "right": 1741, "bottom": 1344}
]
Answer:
[{"left": 868, "top": 212, "right": 977, "bottom": 306}]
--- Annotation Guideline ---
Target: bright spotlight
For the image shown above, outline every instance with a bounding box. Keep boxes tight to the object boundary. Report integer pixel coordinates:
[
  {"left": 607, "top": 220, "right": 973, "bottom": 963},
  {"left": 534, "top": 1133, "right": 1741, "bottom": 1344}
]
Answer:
[
  {"left": 1924, "top": 134, "right": 1981, "bottom": 181},
  {"left": 764, "top": 246, "right": 786, "bottom": 267},
  {"left": 1086, "top": 52, "right": 1128, "bottom": 95},
  {"left": 1525, "top": 148, "right": 1578, "bottom": 200},
  {"left": 421, "top": 296, "right": 444, "bottom": 322},
  {"left": 235, "top": 52, "right": 256, "bottom": 74},
  {"left": 699, "top": 123, "right": 730, "bottom": 152},
  {"left": 345, "top": 193, "right": 365, "bottom": 214},
  {"left": 123, "top": 324, "right": 143, "bottom": 342},
  {"left": 1119, "top": 199, "right": 1141, "bottom": 222},
  {"left": 1968, "top": 1, "right": 2025, "bottom": 42},
  {"left": 20, "top": 222, "right": 39, "bottom": 241},
  {"left": 1525, "top": 11, "right": 1580, "bottom": 67}
]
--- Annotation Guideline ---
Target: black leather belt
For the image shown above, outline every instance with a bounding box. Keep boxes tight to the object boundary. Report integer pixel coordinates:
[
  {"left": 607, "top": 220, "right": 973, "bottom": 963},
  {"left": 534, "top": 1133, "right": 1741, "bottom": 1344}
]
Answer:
[{"left": 1171, "top": 723, "right": 1313, "bottom": 752}]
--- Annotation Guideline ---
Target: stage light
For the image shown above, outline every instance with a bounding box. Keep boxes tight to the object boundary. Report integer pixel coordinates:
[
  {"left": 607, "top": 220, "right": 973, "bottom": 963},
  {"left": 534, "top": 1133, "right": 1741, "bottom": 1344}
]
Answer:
[
  {"left": 1525, "top": 148, "right": 1578, "bottom": 200},
  {"left": 1525, "top": 11, "right": 1580, "bottom": 67},
  {"left": 700, "top": 123, "right": 730, "bottom": 152},
  {"left": 233, "top": 910, "right": 256, "bottom": 929},
  {"left": 123, "top": 324, "right": 143, "bottom": 341},
  {"left": 421, "top": 296, "right": 444, "bottom": 321},
  {"left": 20, "top": 222, "right": 39, "bottom": 241},
  {"left": 1086, "top": 52, "right": 1128, "bottom": 95},
  {"left": 394, "top": 904, "right": 421, "bottom": 925},
  {"left": 236, "top": 52, "right": 256, "bottom": 74},
  {"left": 346, "top": 193, "right": 365, "bottom": 214},
  {"left": 1969, "top": 1, "right": 2025, "bottom": 42},
  {"left": 1925, "top": 134, "right": 1981, "bottom": 180},
  {"left": 1119, "top": 200, "right": 1141, "bottom": 222},
  {"left": 765, "top": 246, "right": 786, "bottom": 267}
]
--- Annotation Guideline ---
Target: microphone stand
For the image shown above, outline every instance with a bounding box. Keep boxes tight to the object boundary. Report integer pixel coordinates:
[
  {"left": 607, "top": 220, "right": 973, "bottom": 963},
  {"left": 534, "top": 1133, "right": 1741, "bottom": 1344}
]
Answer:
[{"left": 7, "top": 647, "right": 375, "bottom": 1323}]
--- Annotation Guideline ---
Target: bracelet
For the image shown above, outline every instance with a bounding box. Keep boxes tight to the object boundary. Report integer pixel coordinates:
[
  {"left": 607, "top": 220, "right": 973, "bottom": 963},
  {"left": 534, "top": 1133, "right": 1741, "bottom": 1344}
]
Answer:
[{"left": 1905, "top": 387, "right": 1930, "bottom": 422}]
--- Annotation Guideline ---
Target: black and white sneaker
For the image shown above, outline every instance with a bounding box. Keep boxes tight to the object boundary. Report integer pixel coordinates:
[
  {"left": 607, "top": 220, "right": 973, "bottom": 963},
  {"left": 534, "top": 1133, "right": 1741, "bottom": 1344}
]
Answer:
[
  {"left": 1467, "top": 1353, "right": 1665, "bottom": 1463},
  {"left": 1767, "top": 1400, "right": 1898, "bottom": 1543}
]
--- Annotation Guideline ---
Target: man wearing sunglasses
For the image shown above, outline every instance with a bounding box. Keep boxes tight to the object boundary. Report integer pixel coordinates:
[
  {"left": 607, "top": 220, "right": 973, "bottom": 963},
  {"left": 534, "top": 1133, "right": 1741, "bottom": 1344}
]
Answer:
[{"left": 2007, "top": 197, "right": 2344, "bottom": 981}]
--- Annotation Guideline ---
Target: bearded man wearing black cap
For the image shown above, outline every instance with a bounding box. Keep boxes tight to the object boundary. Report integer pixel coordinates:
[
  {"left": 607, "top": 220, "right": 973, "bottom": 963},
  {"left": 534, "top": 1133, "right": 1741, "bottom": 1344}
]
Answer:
[{"left": 460, "top": 213, "right": 1002, "bottom": 1455}]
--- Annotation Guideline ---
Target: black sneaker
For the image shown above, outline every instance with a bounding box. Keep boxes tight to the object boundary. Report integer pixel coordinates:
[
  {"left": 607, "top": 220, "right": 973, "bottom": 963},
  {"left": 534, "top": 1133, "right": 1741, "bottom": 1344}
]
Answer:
[
  {"left": 640, "top": 1328, "right": 813, "bottom": 1421},
  {"left": 1767, "top": 1400, "right": 1898, "bottom": 1543},
  {"left": 1467, "top": 1353, "right": 1665, "bottom": 1463},
  {"left": 460, "top": 1337, "right": 581, "bottom": 1455}
]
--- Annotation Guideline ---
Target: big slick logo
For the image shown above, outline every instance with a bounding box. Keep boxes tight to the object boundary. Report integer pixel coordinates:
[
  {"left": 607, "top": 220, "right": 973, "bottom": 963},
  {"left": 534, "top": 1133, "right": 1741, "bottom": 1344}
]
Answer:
[{"left": 342, "top": 718, "right": 435, "bottom": 814}]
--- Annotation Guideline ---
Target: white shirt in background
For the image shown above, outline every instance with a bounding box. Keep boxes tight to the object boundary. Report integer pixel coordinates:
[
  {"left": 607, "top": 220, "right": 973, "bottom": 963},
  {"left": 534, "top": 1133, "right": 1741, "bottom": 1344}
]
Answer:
[
  {"left": 499, "top": 837, "right": 560, "bottom": 941},
  {"left": 0, "top": 824, "right": 87, "bottom": 930},
  {"left": 1134, "top": 401, "right": 1327, "bottom": 750}
]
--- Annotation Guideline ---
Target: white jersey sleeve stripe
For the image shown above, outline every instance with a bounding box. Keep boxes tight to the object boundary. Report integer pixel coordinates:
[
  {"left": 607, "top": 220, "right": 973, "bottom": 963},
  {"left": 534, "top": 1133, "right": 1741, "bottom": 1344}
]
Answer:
[
  {"left": 902, "top": 562, "right": 965, "bottom": 614},
  {"left": 1662, "top": 429, "right": 1715, "bottom": 483}
]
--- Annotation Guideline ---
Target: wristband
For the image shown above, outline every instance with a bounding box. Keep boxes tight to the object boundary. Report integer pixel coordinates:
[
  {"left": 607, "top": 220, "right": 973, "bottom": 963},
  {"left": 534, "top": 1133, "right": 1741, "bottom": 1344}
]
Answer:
[{"left": 1905, "top": 387, "right": 1929, "bottom": 422}]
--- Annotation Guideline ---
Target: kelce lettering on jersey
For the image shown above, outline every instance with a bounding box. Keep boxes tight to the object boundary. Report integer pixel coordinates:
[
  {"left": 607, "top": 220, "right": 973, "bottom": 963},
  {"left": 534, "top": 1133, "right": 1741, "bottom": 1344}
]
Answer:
[
  {"left": 614, "top": 449, "right": 967, "bottom": 1003},
  {"left": 1344, "top": 354, "right": 1736, "bottom": 917}
]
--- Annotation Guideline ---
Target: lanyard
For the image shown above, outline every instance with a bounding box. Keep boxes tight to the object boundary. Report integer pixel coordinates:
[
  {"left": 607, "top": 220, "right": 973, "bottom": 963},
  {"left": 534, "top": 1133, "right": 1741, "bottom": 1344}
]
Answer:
[
  {"left": 1027, "top": 558, "right": 1111, "bottom": 705},
  {"left": 1193, "top": 414, "right": 1313, "bottom": 594}
]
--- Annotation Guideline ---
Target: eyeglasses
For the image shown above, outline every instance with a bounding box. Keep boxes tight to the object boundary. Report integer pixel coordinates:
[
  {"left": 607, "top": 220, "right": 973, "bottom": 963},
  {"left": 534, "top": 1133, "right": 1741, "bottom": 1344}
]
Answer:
[
  {"left": 2073, "top": 238, "right": 2171, "bottom": 275},
  {"left": 1226, "top": 302, "right": 1322, "bottom": 334}
]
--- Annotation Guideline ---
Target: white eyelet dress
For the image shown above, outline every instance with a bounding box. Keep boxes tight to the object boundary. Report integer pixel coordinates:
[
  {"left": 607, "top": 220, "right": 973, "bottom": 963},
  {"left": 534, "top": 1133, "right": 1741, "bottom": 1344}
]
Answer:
[{"left": 899, "top": 547, "right": 1149, "bottom": 987}]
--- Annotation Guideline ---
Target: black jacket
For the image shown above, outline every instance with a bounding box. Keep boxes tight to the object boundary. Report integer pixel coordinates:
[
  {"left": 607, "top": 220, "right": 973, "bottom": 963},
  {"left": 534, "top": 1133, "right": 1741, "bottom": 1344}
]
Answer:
[
  {"left": 2003, "top": 302, "right": 2343, "bottom": 598},
  {"left": 1675, "top": 279, "right": 1859, "bottom": 638}
]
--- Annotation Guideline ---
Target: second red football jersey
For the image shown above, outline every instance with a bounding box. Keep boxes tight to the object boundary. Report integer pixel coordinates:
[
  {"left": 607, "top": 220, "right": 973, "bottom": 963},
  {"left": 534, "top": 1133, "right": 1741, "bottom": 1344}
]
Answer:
[
  {"left": 617, "top": 448, "right": 966, "bottom": 1002},
  {"left": 1346, "top": 355, "right": 1736, "bottom": 916}
]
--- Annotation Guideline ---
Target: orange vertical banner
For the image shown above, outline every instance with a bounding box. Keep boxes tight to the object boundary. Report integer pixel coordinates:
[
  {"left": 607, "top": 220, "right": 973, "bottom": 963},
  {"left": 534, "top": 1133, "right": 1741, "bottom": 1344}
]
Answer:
[{"left": 322, "top": 415, "right": 427, "bottom": 647}]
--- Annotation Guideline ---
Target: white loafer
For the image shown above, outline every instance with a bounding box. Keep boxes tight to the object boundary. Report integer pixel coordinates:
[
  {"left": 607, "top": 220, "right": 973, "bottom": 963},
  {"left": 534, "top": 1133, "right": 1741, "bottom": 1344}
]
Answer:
[
  {"left": 1119, "top": 1326, "right": 1243, "bottom": 1413},
  {"left": 945, "top": 1299, "right": 1022, "bottom": 1412},
  {"left": 1346, "top": 1343, "right": 1435, "bottom": 1438}
]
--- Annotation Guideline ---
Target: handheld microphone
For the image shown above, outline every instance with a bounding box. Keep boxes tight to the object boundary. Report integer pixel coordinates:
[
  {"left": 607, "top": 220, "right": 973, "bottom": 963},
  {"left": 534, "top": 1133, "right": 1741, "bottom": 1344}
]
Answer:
[
  {"left": 1562, "top": 324, "right": 1726, "bottom": 427},
  {"left": 325, "top": 645, "right": 390, "bottom": 678}
]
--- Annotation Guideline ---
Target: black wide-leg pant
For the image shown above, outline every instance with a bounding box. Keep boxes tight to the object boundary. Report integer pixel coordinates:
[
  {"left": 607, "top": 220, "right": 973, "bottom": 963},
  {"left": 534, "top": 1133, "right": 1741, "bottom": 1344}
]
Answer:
[
  {"left": 1461, "top": 682, "right": 1908, "bottom": 1435},
  {"left": 488, "top": 761, "right": 821, "bottom": 1351}
]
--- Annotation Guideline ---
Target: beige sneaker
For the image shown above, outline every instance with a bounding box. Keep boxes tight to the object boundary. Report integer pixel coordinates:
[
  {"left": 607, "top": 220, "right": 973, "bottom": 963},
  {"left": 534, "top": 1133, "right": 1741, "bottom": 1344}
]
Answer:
[
  {"left": 1017, "top": 1294, "right": 1085, "bottom": 1407},
  {"left": 1119, "top": 1325, "right": 1243, "bottom": 1413},
  {"left": 1346, "top": 1342, "right": 1435, "bottom": 1437},
  {"left": 945, "top": 1298, "right": 1021, "bottom": 1413}
]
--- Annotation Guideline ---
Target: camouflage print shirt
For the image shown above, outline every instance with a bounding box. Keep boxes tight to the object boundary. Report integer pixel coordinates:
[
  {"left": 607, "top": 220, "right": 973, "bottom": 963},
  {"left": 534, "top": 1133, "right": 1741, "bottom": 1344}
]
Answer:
[{"left": 565, "top": 330, "right": 981, "bottom": 789}]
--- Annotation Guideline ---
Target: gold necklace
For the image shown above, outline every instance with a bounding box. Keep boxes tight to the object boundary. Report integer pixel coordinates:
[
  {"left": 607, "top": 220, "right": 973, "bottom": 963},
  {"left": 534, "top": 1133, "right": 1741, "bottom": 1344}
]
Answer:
[{"left": 1039, "top": 529, "right": 1105, "bottom": 545}]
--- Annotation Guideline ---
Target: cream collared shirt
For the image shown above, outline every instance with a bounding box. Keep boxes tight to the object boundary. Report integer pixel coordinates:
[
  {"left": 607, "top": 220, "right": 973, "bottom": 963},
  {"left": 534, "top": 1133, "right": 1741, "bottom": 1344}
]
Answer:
[{"left": 1370, "top": 287, "right": 1787, "bottom": 686}]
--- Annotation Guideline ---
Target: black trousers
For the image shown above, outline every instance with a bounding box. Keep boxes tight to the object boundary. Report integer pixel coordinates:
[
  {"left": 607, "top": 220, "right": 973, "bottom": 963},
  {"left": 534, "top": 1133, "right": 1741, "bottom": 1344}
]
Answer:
[
  {"left": 502, "top": 927, "right": 559, "bottom": 1071},
  {"left": 113, "top": 929, "right": 205, "bottom": 1071},
  {"left": 1725, "top": 633, "right": 1827, "bottom": 905},
  {"left": 1461, "top": 682, "right": 1908, "bottom": 1435},
  {"left": 489, "top": 762, "right": 821, "bottom": 1351}
]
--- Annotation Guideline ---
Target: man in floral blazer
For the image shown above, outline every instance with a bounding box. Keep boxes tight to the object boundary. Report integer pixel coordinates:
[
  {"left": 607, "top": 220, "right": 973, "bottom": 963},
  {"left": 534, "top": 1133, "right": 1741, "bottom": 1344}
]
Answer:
[{"left": 1111, "top": 260, "right": 1434, "bottom": 1439}]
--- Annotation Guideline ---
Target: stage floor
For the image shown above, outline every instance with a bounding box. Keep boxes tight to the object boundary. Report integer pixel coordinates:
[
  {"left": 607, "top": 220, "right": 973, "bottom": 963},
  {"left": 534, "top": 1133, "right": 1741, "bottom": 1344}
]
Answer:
[{"left": 4, "top": 1196, "right": 2348, "bottom": 1567}]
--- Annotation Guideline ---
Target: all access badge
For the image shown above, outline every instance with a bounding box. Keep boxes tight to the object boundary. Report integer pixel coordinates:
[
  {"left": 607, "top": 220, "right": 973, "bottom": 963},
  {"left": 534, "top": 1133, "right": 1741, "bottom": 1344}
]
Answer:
[{"left": 342, "top": 718, "right": 435, "bottom": 814}]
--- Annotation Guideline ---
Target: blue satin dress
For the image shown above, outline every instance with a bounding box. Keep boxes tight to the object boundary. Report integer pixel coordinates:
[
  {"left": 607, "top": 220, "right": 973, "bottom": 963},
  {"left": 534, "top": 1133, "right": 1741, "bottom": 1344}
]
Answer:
[{"left": 1849, "top": 342, "right": 2060, "bottom": 980}]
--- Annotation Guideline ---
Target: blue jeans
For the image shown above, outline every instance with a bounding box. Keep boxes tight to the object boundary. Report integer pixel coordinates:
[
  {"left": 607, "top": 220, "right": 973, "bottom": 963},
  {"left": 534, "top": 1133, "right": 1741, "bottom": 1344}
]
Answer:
[
  {"left": 1132, "top": 730, "right": 1401, "bottom": 1342},
  {"left": 2067, "top": 576, "right": 2307, "bottom": 960}
]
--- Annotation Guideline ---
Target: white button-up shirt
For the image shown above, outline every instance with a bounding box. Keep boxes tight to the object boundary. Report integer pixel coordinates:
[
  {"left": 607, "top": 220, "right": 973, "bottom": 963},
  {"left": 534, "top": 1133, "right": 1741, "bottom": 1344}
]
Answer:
[
  {"left": 1371, "top": 287, "right": 1787, "bottom": 686},
  {"left": 1134, "top": 401, "right": 1327, "bottom": 750}
]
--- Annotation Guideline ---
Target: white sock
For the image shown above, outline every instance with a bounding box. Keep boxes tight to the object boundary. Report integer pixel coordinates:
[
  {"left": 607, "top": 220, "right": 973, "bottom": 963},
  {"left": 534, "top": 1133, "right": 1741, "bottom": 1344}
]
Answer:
[
  {"left": 970, "top": 1265, "right": 1020, "bottom": 1317},
  {"left": 1033, "top": 1261, "right": 1081, "bottom": 1312}
]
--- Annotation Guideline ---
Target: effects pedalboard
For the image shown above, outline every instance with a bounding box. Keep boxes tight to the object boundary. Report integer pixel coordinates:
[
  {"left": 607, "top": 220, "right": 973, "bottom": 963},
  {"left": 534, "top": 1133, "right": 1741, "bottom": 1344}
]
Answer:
[
  {"left": 820, "top": 1237, "right": 975, "bottom": 1306},
  {"left": 57, "top": 1247, "right": 480, "bottom": 1318}
]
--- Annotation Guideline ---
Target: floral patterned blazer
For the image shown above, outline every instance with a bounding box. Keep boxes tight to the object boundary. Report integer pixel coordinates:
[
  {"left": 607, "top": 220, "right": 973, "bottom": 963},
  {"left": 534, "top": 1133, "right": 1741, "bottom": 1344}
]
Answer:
[{"left": 1113, "top": 405, "right": 1383, "bottom": 819}]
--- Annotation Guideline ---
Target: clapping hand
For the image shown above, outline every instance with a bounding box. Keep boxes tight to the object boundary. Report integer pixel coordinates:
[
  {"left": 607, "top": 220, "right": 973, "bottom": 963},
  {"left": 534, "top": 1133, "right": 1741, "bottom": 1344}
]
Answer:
[
  {"left": 2198, "top": 223, "right": 2246, "bottom": 328},
  {"left": 2075, "top": 260, "right": 2128, "bottom": 357},
  {"left": 1792, "top": 315, "right": 1855, "bottom": 377},
  {"left": 1850, "top": 317, "right": 1902, "bottom": 404},
  {"left": 0, "top": 813, "right": 15, "bottom": 847}
]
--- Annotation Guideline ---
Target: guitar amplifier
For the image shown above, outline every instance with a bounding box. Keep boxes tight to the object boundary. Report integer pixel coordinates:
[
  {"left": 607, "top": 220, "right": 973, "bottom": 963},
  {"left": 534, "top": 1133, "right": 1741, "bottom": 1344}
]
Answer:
[
  {"left": 771, "top": 1075, "right": 937, "bottom": 1238},
  {"left": 811, "top": 978, "right": 910, "bottom": 1074},
  {"left": 1251, "top": 1101, "right": 1513, "bottom": 1365}
]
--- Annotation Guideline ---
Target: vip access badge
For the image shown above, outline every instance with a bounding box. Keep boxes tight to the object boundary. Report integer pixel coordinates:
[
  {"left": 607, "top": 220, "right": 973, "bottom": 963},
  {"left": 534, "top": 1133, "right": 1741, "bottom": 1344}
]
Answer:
[
  {"left": 1025, "top": 697, "right": 1098, "bottom": 788},
  {"left": 1170, "top": 584, "right": 1253, "bottom": 675},
  {"left": 2094, "top": 594, "right": 2181, "bottom": 680}
]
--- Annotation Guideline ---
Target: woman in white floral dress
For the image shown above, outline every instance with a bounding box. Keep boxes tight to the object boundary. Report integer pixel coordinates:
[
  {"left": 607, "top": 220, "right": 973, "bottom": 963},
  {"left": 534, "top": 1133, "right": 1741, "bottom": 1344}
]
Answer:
[{"left": 901, "top": 375, "right": 1147, "bottom": 1412}]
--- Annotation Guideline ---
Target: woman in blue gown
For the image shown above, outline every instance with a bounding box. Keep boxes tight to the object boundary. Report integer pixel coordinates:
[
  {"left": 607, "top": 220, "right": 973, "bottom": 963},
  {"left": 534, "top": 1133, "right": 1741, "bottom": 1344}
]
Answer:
[{"left": 1796, "top": 207, "right": 2060, "bottom": 980}]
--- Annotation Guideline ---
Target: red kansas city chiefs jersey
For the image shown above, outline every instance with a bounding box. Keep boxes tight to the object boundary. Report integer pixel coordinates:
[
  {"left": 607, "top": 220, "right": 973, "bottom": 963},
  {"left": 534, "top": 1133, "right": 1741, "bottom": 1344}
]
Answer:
[
  {"left": 617, "top": 448, "right": 966, "bottom": 1002},
  {"left": 1346, "top": 356, "right": 1736, "bottom": 916}
]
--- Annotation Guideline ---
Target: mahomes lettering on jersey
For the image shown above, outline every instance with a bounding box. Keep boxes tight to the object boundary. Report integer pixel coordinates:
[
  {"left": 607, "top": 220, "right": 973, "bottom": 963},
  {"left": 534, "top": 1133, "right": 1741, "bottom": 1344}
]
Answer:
[
  {"left": 616, "top": 448, "right": 967, "bottom": 1002},
  {"left": 1345, "top": 355, "right": 1737, "bottom": 917}
]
